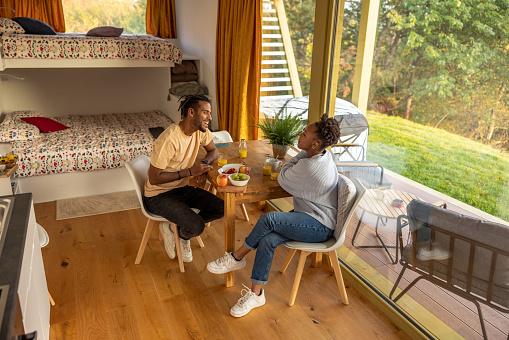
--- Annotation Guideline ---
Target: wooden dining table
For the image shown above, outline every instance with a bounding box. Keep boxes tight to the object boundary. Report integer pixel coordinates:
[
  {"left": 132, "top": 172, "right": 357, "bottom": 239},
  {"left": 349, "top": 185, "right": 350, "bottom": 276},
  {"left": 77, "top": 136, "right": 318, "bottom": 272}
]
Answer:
[{"left": 206, "top": 140, "right": 294, "bottom": 287}]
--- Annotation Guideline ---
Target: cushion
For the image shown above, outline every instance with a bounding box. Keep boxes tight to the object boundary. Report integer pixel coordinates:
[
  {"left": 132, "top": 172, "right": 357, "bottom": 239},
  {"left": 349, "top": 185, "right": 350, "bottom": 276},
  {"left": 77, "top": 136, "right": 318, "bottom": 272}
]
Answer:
[
  {"left": 0, "top": 112, "right": 42, "bottom": 142},
  {"left": 171, "top": 73, "right": 199, "bottom": 83},
  {"left": 86, "top": 26, "right": 123, "bottom": 37},
  {"left": 0, "top": 17, "right": 25, "bottom": 34},
  {"left": 333, "top": 174, "right": 357, "bottom": 240},
  {"left": 171, "top": 60, "right": 198, "bottom": 75},
  {"left": 12, "top": 17, "right": 56, "bottom": 35},
  {"left": 20, "top": 117, "right": 69, "bottom": 133},
  {"left": 168, "top": 82, "right": 209, "bottom": 97},
  {"left": 405, "top": 200, "right": 509, "bottom": 307}
]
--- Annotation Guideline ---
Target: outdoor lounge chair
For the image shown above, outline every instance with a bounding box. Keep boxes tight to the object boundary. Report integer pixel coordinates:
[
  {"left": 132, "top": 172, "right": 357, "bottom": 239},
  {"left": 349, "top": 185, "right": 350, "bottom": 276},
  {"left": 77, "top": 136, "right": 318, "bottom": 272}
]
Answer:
[{"left": 389, "top": 200, "right": 509, "bottom": 340}]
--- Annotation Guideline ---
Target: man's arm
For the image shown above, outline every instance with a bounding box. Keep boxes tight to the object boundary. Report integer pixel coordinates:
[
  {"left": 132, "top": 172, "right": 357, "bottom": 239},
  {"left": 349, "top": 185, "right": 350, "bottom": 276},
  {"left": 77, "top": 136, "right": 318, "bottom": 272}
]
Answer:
[
  {"left": 200, "top": 140, "right": 219, "bottom": 165},
  {"left": 148, "top": 161, "right": 213, "bottom": 186}
]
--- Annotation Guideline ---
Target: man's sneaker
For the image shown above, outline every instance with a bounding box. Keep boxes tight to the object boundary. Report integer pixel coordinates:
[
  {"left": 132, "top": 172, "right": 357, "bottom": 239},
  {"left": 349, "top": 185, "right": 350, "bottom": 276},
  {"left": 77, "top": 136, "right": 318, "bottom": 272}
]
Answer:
[
  {"left": 159, "top": 222, "right": 175, "bottom": 259},
  {"left": 180, "top": 239, "right": 193, "bottom": 263},
  {"left": 416, "top": 246, "right": 450, "bottom": 261},
  {"left": 230, "top": 284, "right": 266, "bottom": 318},
  {"left": 207, "top": 252, "right": 246, "bottom": 274}
]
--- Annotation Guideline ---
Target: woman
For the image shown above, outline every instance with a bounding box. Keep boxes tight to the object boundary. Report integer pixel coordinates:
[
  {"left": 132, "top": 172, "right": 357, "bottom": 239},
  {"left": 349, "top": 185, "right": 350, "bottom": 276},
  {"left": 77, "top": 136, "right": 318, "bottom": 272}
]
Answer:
[{"left": 207, "top": 114, "right": 341, "bottom": 317}]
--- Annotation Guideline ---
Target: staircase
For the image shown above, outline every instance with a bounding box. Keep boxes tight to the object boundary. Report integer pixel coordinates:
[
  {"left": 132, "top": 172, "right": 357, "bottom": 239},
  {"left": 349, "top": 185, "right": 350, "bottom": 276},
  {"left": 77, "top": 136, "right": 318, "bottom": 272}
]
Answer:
[{"left": 261, "top": 0, "right": 302, "bottom": 101}]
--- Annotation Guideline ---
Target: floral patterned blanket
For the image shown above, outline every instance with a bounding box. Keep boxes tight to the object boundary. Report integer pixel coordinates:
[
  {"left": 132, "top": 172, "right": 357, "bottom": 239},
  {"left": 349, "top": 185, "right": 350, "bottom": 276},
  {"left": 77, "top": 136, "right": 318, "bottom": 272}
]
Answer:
[
  {"left": 1, "top": 33, "right": 182, "bottom": 63},
  {"left": 11, "top": 111, "right": 173, "bottom": 177}
]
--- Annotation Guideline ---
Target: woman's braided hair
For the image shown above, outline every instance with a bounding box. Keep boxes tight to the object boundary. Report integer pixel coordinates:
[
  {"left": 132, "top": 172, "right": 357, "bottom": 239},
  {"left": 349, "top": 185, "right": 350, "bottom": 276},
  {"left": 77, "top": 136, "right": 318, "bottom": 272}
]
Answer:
[
  {"left": 314, "top": 114, "right": 341, "bottom": 149},
  {"left": 178, "top": 95, "right": 211, "bottom": 117}
]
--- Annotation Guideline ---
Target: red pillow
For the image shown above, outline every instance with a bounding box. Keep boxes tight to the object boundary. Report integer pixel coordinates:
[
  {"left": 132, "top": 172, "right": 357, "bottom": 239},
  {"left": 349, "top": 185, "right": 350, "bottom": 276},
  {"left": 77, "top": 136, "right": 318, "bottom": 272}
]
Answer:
[{"left": 20, "top": 117, "right": 69, "bottom": 133}]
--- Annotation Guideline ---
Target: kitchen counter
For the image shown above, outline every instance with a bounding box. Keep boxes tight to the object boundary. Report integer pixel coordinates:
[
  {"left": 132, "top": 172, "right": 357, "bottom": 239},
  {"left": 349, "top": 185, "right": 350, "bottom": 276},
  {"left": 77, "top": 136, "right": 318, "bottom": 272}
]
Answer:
[{"left": 0, "top": 193, "right": 32, "bottom": 339}]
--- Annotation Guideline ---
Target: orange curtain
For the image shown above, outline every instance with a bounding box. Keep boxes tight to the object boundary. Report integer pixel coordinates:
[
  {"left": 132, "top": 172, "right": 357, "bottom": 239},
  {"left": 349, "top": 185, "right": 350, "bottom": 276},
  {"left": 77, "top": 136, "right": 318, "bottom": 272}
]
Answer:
[
  {"left": 216, "top": 0, "right": 262, "bottom": 141},
  {"left": 146, "top": 0, "right": 177, "bottom": 39},
  {"left": 0, "top": 0, "right": 65, "bottom": 32}
]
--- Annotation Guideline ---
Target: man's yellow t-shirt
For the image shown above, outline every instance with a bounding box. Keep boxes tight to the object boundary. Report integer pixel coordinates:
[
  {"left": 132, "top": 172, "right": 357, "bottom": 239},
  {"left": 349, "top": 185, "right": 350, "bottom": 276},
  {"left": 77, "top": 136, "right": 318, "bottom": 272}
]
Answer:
[{"left": 144, "top": 122, "right": 213, "bottom": 197}]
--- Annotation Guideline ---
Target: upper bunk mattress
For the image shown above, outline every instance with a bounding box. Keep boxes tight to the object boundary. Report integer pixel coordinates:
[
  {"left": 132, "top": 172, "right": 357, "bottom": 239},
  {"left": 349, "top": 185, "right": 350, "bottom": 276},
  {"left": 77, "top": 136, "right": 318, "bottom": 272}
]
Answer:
[
  {"left": 1, "top": 33, "right": 182, "bottom": 63},
  {"left": 10, "top": 110, "right": 173, "bottom": 177}
]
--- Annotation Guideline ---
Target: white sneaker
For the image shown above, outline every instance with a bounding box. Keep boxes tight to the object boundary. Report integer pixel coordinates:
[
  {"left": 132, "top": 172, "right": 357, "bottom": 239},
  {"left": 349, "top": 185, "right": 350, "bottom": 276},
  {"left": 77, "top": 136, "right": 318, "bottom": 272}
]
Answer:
[
  {"left": 207, "top": 252, "right": 246, "bottom": 274},
  {"left": 230, "top": 284, "right": 266, "bottom": 317},
  {"left": 416, "top": 246, "right": 450, "bottom": 261},
  {"left": 179, "top": 239, "right": 193, "bottom": 263},
  {"left": 159, "top": 222, "right": 175, "bottom": 259}
]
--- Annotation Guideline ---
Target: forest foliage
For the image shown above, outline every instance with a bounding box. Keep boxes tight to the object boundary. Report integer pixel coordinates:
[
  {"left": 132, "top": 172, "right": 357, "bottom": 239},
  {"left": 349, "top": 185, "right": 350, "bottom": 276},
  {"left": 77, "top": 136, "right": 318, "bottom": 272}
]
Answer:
[
  {"left": 63, "top": 0, "right": 146, "bottom": 34},
  {"left": 283, "top": 0, "right": 509, "bottom": 150}
]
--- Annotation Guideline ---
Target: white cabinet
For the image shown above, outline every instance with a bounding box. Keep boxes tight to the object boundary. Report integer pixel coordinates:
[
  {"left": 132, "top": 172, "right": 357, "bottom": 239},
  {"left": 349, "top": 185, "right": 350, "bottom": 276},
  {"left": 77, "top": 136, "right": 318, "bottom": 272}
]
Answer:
[{"left": 17, "top": 202, "right": 50, "bottom": 340}]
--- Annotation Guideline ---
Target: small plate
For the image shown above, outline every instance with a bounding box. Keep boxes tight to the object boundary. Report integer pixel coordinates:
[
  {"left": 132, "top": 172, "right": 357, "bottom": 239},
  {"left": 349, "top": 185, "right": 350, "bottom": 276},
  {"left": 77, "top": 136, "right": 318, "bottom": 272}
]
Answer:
[{"left": 218, "top": 163, "right": 243, "bottom": 175}]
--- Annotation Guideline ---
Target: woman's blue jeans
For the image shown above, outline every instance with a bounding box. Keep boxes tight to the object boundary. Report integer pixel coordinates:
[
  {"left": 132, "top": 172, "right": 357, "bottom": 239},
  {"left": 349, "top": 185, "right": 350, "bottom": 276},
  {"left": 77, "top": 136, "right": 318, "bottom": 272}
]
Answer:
[{"left": 244, "top": 211, "right": 333, "bottom": 285}]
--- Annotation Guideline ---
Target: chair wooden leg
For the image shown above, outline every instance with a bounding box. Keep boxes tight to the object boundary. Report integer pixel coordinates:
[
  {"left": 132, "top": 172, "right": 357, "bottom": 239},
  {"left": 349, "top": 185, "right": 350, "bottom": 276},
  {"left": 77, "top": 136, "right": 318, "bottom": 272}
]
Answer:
[
  {"left": 196, "top": 235, "right": 205, "bottom": 248},
  {"left": 280, "top": 248, "right": 297, "bottom": 273},
  {"left": 135, "top": 219, "right": 156, "bottom": 264},
  {"left": 289, "top": 250, "right": 311, "bottom": 306},
  {"left": 326, "top": 255, "right": 334, "bottom": 274},
  {"left": 172, "top": 223, "right": 185, "bottom": 273},
  {"left": 240, "top": 204, "right": 250, "bottom": 221},
  {"left": 327, "top": 250, "right": 349, "bottom": 305},
  {"left": 48, "top": 291, "right": 55, "bottom": 306}
]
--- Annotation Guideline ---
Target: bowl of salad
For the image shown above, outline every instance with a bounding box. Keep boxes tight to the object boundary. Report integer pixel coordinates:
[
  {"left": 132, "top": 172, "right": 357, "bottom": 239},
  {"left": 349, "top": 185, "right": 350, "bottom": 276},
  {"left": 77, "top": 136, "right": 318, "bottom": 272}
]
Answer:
[{"left": 228, "top": 173, "right": 250, "bottom": 186}]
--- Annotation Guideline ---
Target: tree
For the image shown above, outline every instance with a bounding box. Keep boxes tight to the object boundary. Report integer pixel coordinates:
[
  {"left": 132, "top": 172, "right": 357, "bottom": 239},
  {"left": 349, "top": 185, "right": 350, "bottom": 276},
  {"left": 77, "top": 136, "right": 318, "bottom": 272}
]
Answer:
[{"left": 63, "top": 0, "right": 146, "bottom": 34}]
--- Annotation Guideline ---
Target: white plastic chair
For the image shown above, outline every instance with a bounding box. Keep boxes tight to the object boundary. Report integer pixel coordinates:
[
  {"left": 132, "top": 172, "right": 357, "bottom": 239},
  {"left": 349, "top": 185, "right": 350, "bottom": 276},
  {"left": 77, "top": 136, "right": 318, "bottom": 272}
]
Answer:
[
  {"left": 206, "top": 130, "right": 250, "bottom": 221},
  {"left": 279, "top": 177, "right": 367, "bottom": 306},
  {"left": 125, "top": 155, "right": 204, "bottom": 273}
]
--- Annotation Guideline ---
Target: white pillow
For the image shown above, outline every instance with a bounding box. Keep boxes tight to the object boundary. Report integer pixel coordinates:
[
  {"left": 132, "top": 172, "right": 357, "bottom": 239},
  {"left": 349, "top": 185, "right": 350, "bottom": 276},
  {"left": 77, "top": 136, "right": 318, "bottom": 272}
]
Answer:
[{"left": 0, "top": 18, "right": 25, "bottom": 34}]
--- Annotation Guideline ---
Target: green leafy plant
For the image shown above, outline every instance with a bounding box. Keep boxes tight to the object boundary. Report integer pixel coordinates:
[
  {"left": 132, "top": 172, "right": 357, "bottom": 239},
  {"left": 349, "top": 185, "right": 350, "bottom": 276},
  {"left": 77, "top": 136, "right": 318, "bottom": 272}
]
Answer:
[{"left": 252, "top": 108, "right": 304, "bottom": 146}]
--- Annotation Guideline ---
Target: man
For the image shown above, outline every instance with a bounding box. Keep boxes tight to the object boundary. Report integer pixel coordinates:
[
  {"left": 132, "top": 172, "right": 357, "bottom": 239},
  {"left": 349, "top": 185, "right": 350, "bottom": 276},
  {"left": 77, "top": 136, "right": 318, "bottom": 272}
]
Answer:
[{"left": 143, "top": 95, "right": 224, "bottom": 263}]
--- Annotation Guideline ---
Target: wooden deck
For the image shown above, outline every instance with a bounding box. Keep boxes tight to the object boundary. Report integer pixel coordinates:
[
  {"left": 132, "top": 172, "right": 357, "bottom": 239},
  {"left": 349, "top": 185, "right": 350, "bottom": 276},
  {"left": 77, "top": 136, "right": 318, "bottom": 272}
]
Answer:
[
  {"left": 35, "top": 199, "right": 411, "bottom": 340},
  {"left": 342, "top": 170, "right": 509, "bottom": 340}
]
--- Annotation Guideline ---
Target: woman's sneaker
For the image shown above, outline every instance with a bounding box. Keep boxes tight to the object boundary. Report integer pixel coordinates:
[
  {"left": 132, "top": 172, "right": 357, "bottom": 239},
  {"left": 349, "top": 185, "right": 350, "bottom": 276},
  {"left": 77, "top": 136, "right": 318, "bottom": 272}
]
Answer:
[
  {"left": 230, "top": 284, "right": 266, "bottom": 317},
  {"left": 180, "top": 239, "right": 193, "bottom": 263},
  {"left": 159, "top": 222, "right": 175, "bottom": 259},
  {"left": 207, "top": 252, "right": 246, "bottom": 274},
  {"left": 416, "top": 246, "right": 450, "bottom": 261}
]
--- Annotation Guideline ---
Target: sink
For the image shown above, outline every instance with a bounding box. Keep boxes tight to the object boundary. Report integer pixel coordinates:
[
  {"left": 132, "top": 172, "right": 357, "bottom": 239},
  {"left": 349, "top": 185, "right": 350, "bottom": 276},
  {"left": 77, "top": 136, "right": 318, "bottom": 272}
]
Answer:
[{"left": 0, "top": 198, "right": 13, "bottom": 255}]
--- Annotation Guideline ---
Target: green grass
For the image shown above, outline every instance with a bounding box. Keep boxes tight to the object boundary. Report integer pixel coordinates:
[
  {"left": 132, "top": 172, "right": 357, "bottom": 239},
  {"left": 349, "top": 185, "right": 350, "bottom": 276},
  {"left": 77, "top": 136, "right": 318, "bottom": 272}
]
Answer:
[{"left": 366, "top": 111, "right": 509, "bottom": 222}]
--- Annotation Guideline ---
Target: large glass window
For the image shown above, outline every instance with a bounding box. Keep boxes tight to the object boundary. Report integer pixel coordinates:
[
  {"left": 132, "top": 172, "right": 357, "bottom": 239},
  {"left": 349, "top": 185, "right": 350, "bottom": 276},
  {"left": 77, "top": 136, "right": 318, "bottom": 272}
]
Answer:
[
  {"left": 62, "top": 0, "right": 146, "bottom": 34},
  {"left": 270, "top": 0, "right": 508, "bottom": 338},
  {"left": 333, "top": 0, "right": 509, "bottom": 339}
]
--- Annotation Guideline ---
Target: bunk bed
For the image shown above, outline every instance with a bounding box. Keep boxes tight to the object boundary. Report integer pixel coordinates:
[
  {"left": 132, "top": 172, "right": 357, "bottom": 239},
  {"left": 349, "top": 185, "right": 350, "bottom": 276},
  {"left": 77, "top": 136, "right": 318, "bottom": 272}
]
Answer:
[
  {"left": 0, "top": 27, "right": 184, "bottom": 201},
  {"left": 0, "top": 32, "right": 182, "bottom": 70},
  {"left": 1, "top": 110, "right": 173, "bottom": 178}
]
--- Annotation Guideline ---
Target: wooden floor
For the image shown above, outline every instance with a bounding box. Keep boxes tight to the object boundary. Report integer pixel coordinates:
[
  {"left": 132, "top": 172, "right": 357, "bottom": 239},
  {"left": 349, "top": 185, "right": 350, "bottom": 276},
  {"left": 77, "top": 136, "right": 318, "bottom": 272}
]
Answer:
[
  {"left": 35, "top": 200, "right": 412, "bottom": 340},
  {"left": 344, "top": 173, "right": 509, "bottom": 340}
]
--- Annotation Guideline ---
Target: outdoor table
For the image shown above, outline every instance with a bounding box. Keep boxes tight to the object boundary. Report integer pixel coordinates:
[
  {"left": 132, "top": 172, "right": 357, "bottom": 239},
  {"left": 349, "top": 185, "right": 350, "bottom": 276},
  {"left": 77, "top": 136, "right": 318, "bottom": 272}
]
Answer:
[
  {"left": 207, "top": 140, "right": 295, "bottom": 287},
  {"left": 351, "top": 189, "right": 421, "bottom": 264}
]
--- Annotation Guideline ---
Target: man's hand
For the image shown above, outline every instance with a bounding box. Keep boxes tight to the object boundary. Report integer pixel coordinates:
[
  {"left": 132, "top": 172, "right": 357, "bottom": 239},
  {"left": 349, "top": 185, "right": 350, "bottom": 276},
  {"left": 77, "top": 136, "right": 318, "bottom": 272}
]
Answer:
[
  {"left": 193, "top": 173, "right": 208, "bottom": 187},
  {"left": 190, "top": 162, "right": 213, "bottom": 176}
]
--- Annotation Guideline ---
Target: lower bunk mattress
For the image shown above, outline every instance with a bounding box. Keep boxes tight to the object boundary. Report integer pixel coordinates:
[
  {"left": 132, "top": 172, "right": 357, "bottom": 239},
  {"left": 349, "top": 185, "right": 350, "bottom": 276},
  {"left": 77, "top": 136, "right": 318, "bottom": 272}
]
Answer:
[{"left": 8, "top": 110, "right": 173, "bottom": 177}]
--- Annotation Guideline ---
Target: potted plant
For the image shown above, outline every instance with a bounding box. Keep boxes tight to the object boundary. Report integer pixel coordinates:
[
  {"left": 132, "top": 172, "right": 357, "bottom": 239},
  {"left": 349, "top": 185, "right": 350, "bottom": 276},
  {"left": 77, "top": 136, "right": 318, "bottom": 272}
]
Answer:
[{"left": 253, "top": 108, "right": 304, "bottom": 159}]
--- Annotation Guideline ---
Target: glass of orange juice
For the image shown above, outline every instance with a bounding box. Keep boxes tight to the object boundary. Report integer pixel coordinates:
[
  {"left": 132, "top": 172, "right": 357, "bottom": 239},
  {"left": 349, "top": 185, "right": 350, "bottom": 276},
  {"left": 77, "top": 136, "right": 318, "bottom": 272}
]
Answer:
[
  {"left": 271, "top": 163, "right": 281, "bottom": 180},
  {"left": 218, "top": 153, "right": 227, "bottom": 167}
]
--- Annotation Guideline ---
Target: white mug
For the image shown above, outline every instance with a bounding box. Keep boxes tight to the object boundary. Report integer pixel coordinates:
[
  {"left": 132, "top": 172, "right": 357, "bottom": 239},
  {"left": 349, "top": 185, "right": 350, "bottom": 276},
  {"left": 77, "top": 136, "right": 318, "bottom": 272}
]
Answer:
[{"left": 376, "top": 189, "right": 386, "bottom": 200}]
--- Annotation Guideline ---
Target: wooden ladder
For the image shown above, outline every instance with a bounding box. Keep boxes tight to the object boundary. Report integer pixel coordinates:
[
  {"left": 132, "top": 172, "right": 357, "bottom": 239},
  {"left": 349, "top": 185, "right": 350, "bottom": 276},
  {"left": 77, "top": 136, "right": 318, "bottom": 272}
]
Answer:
[{"left": 261, "top": 0, "right": 302, "bottom": 101}]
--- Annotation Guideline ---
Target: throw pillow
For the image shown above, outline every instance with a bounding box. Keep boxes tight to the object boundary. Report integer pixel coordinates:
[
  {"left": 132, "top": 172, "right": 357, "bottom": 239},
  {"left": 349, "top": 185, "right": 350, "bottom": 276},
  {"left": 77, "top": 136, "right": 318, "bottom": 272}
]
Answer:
[
  {"left": 171, "top": 60, "right": 198, "bottom": 75},
  {"left": 12, "top": 17, "right": 57, "bottom": 35},
  {"left": 0, "top": 17, "right": 25, "bottom": 34},
  {"left": 20, "top": 117, "right": 69, "bottom": 133},
  {"left": 86, "top": 26, "right": 123, "bottom": 37}
]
